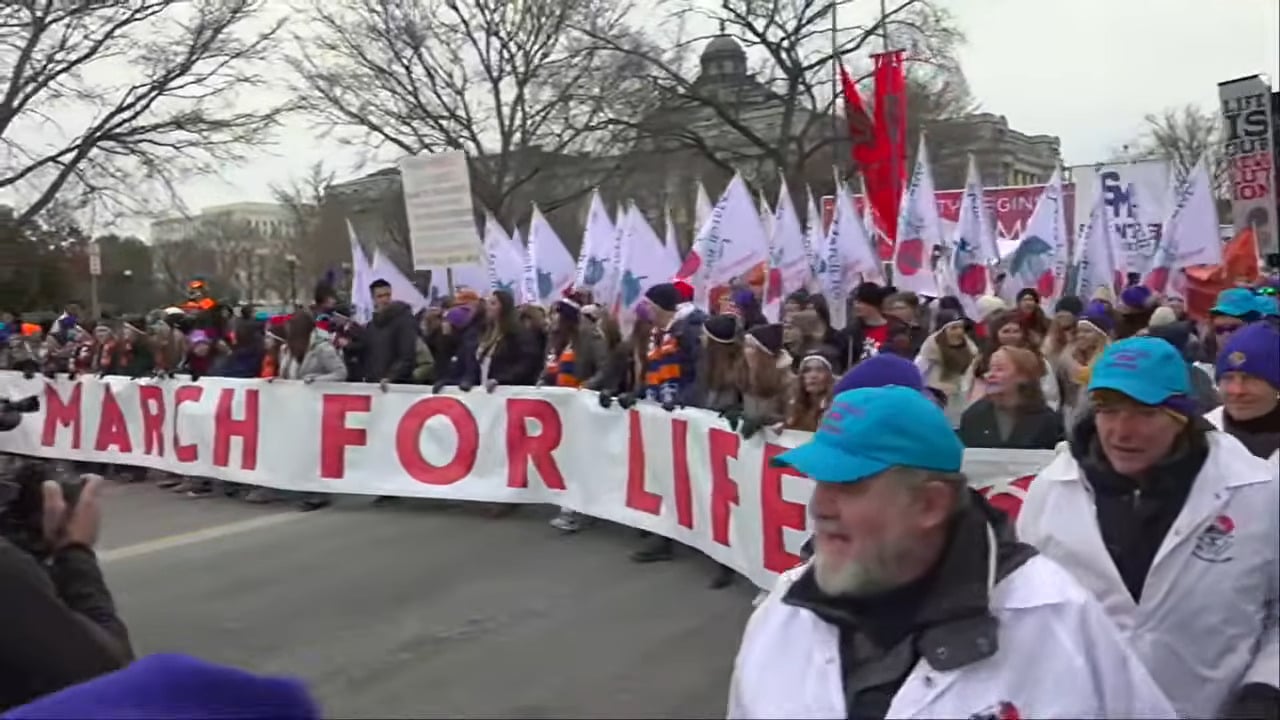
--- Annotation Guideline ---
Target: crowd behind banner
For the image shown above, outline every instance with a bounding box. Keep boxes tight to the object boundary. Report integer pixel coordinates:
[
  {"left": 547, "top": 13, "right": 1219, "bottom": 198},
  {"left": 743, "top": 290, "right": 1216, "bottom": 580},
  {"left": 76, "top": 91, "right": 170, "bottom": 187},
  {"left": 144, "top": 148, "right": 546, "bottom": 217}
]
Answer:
[{"left": 1, "top": 267, "right": 1276, "bottom": 501}]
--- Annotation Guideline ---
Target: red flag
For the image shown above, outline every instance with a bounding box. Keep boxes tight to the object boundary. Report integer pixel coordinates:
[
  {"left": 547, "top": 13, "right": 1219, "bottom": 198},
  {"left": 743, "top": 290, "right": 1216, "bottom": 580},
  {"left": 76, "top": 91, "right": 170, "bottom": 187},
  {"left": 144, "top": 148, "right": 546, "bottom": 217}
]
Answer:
[
  {"left": 872, "top": 50, "right": 907, "bottom": 256},
  {"left": 839, "top": 63, "right": 878, "bottom": 168}
]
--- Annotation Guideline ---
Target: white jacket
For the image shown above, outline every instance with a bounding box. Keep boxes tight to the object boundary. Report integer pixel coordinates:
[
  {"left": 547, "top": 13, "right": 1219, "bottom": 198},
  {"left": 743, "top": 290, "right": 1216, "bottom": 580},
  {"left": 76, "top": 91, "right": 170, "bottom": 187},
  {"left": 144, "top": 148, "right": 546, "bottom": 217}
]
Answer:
[
  {"left": 1204, "top": 405, "right": 1280, "bottom": 466},
  {"left": 1017, "top": 432, "right": 1280, "bottom": 718},
  {"left": 728, "top": 555, "right": 1174, "bottom": 719}
]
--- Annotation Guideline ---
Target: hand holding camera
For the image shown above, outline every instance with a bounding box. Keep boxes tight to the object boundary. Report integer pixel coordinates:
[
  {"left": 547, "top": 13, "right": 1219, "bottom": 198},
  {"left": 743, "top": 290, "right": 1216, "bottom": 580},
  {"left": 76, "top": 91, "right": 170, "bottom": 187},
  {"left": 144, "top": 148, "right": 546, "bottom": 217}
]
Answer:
[{"left": 41, "top": 474, "right": 103, "bottom": 552}]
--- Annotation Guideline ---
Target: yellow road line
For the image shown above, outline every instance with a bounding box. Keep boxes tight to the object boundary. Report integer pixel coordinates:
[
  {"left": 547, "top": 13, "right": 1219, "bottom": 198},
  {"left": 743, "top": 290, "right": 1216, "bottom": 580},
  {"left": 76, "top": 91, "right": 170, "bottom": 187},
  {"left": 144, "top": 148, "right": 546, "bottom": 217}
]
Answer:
[{"left": 100, "top": 512, "right": 310, "bottom": 564}]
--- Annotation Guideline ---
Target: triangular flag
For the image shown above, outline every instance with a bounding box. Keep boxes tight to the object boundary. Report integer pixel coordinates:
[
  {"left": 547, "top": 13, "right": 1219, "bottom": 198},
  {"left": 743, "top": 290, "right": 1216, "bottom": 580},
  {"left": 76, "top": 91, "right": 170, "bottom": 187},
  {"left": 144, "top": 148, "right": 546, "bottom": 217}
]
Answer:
[
  {"left": 1072, "top": 188, "right": 1122, "bottom": 302},
  {"left": 1144, "top": 156, "right": 1223, "bottom": 292},
  {"left": 948, "top": 155, "right": 997, "bottom": 314},
  {"left": 662, "top": 204, "right": 683, "bottom": 275},
  {"left": 347, "top": 219, "right": 375, "bottom": 324},
  {"left": 1003, "top": 166, "right": 1068, "bottom": 304},
  {"left": 764, "top": 176, "right": 810, "bottom": 321},
  {"left": 526, "top": 204, "right": 576, "bottom": 305},
  {"left": 482, "top": 211, "right": 524, "bottom": 296},
  {"left": 892, "top": 135, "right": 943, "bottom": 296},
  {"left": 369, "top": 249, "right": 430, "bottom": 314},
  {"left": 574, "top": 189, "right": 616, "bottom": 295},
  {"left": 677, "top": 173, "right": 770, "bottom": 309}
]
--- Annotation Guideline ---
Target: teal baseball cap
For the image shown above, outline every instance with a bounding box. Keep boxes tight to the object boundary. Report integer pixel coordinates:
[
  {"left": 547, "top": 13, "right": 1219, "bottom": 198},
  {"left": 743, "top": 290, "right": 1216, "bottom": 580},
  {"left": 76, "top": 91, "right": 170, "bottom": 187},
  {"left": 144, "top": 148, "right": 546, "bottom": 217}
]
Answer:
[
  {"left": 1087, "top": 336, "right": 1192, "bottom": 408},
  {"left": 1211, "top": 287, "right": 1262, "bottom": 319},
  {"left": 771, "top": 386, "right": 964, "bottom": 484}
]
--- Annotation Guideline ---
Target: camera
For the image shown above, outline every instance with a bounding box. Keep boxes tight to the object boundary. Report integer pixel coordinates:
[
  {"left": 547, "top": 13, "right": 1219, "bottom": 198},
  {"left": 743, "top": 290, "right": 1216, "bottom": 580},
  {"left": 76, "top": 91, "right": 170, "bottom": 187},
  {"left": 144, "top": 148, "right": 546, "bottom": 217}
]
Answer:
[
  {"left": 0, "top": 394, "right": 40, "bottom": 433},
  {"left": 0, "top": 460, "right": 85, "bottom": 559}
]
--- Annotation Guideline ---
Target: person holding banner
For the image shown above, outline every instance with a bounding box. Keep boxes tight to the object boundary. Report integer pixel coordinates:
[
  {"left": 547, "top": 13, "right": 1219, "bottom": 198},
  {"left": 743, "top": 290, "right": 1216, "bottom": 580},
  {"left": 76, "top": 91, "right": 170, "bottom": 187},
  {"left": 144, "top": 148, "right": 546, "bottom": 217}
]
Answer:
[
  {"left": 729, "top": 386, "right": 1173, "bottom": 719},
  {"left": 1017, "top": 337, "right": 1279, "bottom": 720}
]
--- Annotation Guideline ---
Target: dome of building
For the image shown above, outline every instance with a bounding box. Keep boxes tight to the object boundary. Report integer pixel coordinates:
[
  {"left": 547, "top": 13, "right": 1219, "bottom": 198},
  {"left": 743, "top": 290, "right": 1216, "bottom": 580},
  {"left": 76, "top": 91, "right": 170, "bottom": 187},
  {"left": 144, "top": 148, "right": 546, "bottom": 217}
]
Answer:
[{"left": 699, "top": 33, "right": 746, "bottom": 80}]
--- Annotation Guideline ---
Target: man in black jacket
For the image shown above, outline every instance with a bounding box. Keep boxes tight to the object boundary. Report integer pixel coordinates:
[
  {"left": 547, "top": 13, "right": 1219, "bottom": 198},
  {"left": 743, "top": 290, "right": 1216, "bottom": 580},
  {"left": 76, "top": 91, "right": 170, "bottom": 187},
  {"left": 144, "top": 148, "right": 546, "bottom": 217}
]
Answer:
[
  {"left": 0, "top": 472, "right": 133, "bottom": 710},
  {"left": 360, "top": 279, "right": 418, "bottom": 387}
]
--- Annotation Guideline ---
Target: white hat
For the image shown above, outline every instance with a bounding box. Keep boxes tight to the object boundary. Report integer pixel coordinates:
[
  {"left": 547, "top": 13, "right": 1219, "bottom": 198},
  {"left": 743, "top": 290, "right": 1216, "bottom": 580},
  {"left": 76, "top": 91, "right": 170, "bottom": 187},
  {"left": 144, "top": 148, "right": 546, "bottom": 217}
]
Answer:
[{"left": 975, "top": 295, "right": 1007, "bottom": 320}]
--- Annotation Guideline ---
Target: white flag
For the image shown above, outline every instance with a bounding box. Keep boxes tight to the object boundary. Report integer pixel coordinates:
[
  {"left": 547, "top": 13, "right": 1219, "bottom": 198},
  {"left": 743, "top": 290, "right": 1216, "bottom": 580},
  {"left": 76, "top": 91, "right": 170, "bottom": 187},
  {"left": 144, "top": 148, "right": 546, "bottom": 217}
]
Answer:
[
  {"left": 1073, "top": 188, "right": 1122, "bottom": 302},
  {"left": 425, "top": 263, "right": 487, "bottom": 305},
  {"left": 803, "top": 186, "right": 823, "bottom": 289},
  {"left": 764, "top": 176, "right": 810, "bottom": 321},
  {"left": 892, "top": 136, "right": 943, "bottom": 297},
  {"left": 574, "top": 189, "right": 616, "bottom": 294},
  {"left": 617, "top": 204, "right": 675, "bottom": 315},
  {"left": 1003, "top": 166, "right": 1068, "bottom": 304},
  {"left": 1145, "top": 156, "right": 1223, "bottom": 292},
  {"left": 661, "top": 204, "right": 683, "bottom": 275},
  {"left": 526, "top": 204, "right": 576, "bottom": 305},
  {"left": 680, "top": 173, "right": 770, "bottom": 309},
  {"left": 370, "top": 250, "right": 429, "bottom": 315},
  {"left": 482, "top": 211, "right": 525, "bottom": 296},
  {"left": 948, "top": 155, "right": 997, "bottom": 313},
  {"left": 695, "top": 180, "right": 713, "bottom": 231},
  {"left": 818, "top": 181, "right": 879, "bottom": 330},
  {"left": 348, "top": 219, "right": 375, "bottom": 324}
]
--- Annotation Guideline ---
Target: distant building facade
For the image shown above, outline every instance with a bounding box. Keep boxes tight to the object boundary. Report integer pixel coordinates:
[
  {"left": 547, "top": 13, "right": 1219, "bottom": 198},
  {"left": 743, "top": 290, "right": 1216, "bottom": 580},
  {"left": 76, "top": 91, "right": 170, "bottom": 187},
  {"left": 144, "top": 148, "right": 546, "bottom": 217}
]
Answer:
[
  {"left": 928, "top": 113, "right": 1061, "bottom": 189},
  {"left": 148, "top": 202, "right": 301, "bottom": 304}
]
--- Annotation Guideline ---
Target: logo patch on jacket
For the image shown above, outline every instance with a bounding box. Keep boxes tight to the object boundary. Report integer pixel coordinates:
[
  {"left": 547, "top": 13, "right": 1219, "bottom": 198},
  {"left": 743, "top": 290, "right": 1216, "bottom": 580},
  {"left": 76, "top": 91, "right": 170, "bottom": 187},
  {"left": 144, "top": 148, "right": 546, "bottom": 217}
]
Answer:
[
  {"left": 1192, "top": 514, "right": 1236, "bottom": 563},
  {"left": 968, "top": 700, "right": 1020, "bottom": 720}
]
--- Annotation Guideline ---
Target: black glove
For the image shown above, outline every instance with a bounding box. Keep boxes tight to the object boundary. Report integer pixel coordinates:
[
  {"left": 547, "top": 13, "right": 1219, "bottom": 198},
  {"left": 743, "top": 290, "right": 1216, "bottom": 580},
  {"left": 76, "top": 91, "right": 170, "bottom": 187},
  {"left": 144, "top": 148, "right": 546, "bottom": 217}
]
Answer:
[
  {"left": 458, "top": 380, "right": 474, "bottom": 393},
  {"left": 432, "top": 381, "right": 447, "bottom": 394},
  {"left": 189, "top": 371, "right": 201, "bottom": 382},
  {"left": 661, "top": 398, "right": 677, "bottom": 412},
  {"left": 96, "top": 370, "right": 107, "bottom": 379},
  {"left": 739, "top": 417, "right": 764, "bottom": 439},
  {"left": 43, "top": 369, "right": 56, "bottom": 380},
  {"left": 719, "top": 406, "right": 743, "bottom": 431},
  {"left": 616, "top": 392, "right": 636, "bottom": 409},
  {"left": 1222, "top": 683, "right": 1280, "bottom": 720},
  {"left": 22, "top": 369, "right": 34, "bottom": 380},
  {"left": 598, "top": 391, "right": 615, "bottom": 409}
]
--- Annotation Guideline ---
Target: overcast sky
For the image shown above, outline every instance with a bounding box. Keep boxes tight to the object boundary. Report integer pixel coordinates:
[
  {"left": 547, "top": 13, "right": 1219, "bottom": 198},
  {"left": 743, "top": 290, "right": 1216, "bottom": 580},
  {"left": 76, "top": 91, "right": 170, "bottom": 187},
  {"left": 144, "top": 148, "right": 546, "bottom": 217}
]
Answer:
[{"left": 118, "top": 0, "right": 1280, "bottom": 234}]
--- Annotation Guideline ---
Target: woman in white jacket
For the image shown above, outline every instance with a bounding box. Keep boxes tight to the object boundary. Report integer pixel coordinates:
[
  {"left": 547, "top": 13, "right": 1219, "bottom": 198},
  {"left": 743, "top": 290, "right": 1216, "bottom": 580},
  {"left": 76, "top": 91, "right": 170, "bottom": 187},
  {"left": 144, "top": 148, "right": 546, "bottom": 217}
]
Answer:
[{"left": 1205, "top": 322, "right": 1280, "bottom": 466}]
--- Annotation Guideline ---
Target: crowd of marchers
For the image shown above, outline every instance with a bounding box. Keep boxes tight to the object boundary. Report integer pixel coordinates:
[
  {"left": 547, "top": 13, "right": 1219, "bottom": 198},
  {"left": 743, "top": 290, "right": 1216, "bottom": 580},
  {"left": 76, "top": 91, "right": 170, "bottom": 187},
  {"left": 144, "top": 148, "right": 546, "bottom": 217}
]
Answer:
[{"left": 1, "top": 265, "right": 1279, "bottom": 718}]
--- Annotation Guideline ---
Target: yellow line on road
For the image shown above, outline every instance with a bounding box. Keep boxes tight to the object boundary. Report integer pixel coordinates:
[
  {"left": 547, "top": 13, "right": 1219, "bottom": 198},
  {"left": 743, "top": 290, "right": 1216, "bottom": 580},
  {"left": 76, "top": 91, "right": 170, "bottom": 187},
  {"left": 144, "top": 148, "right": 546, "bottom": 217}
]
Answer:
[{"left": 100, "top": 512, "right": 311, "bottom": 564}]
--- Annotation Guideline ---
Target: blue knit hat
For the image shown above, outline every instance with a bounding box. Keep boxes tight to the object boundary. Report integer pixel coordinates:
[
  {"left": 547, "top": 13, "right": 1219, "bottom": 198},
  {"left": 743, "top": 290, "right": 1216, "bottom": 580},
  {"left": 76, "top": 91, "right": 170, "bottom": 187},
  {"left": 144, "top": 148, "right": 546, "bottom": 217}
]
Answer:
[
  {"left": 1078, "top": 300, "right": 1114, "bottom": 335},
  {"left": 833, "top": 354, "right": 924, "bottom": 395},
  {"left": 1, "top": 654, "right": 320, "bottom": 719},
  {"left": 1216, "top": 322, "right": 1280, "bottom": 390},
  {"left": 1119, "top": 285, "right": 1154, "bottom": 314}
]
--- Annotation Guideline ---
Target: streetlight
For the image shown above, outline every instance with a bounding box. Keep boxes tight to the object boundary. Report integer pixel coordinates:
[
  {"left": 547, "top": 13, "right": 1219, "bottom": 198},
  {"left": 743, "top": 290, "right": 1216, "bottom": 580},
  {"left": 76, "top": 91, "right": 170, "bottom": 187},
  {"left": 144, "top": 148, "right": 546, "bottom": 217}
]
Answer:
[{"left": 286, "top": 254, "right": 298, "bottom": 309}]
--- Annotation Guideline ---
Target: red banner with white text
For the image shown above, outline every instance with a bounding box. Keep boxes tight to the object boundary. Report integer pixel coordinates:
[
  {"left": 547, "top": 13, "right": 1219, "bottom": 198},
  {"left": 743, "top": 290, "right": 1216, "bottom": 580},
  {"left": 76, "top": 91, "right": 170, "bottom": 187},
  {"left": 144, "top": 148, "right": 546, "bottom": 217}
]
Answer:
[{"left": 0, "top": 373, "right": 1054, "bottom": 589}]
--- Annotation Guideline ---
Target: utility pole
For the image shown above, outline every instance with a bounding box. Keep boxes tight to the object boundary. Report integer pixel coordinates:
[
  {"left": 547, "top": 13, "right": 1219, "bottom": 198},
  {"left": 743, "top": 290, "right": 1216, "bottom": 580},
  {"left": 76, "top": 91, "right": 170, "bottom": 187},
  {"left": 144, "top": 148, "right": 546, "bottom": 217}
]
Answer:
[{"left": 88, "top": 241, "right": 101, "bottom": 318}]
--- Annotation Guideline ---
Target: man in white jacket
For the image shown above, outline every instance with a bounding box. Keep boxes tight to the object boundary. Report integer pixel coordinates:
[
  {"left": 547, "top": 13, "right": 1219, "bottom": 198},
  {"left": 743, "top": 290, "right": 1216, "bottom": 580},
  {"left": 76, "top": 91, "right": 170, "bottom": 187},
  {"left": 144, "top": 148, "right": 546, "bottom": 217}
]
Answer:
[
  {"left": 729, "top": 385, "right": 1173, "bottom": 719},
  {"left": 1018, "top": 336, "right": 1280, "bottom": 719}
]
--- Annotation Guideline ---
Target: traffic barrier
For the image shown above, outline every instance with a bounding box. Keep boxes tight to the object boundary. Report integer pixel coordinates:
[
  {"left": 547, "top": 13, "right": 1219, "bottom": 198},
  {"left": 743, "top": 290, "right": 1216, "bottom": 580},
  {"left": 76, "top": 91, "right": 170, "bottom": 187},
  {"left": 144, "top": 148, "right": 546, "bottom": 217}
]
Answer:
[{"left": 0, "top": 372, "right": 1056, "bottom": 589}]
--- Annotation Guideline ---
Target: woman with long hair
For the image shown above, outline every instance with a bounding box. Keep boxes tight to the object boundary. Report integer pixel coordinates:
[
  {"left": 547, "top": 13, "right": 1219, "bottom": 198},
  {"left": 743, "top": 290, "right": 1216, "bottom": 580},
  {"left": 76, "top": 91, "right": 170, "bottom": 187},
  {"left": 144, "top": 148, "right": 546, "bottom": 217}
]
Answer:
[
  {"left": 586, "top": 307, "right": 650, "bottom": 404},
  {"left": 958, "top": 345, "right": 1063, "bottom": 449},
  {"left": 468, "top": 290, "right": 541, "bottom": 390},
  {"left": 962, "top": 310, "right": 1061, "bottom": 411},
  {"left": 739, "top": 323, "right": 793, "bottom": 436},
  {"left": 914, "top": 310, "right": 978, "bottom": 427},
  {"left": 1060, "top": 301, "right": 1114, "bottom": 423},
  {"left": 1042, "top": 296, "right": 1083, "bottom": 373},
  {"left": 695, "top": 314, "right": 748, "bottom": 413},
  {"left": 540, "top": 292, "right": 605, "bottom": 388},
  {"left": 784, "top": 348, "right": 838, "bottom": 432}
]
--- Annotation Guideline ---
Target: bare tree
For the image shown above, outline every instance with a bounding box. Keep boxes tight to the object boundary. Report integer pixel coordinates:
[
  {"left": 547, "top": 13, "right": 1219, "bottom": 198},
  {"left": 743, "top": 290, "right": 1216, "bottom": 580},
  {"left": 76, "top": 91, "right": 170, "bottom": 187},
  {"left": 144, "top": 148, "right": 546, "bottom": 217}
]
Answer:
[
  {"left": 153, "top": 215, "right": 267, "bottom": 302},
  {"left": 270, "top": 161, "right": 338, "bottom": 298},
  {"left": 0, "top": 0, "right": 286, "bottom": 226},
  {"left": 288, "top": 0, "right": 651, "bottom": 222},
  {"left": 1116, "top": 104, "right": 1229, "bottom": 198},
  {"left": 579, "top": 0, "right": 975, "bottom": 197}
]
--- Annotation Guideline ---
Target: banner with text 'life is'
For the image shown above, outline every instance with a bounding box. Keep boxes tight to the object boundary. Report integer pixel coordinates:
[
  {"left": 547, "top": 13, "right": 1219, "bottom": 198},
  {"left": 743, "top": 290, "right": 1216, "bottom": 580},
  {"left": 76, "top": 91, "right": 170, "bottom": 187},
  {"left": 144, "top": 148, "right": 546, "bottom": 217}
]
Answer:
[{"left": 0, "top": 373, "right": 1054, "bottom": 589}]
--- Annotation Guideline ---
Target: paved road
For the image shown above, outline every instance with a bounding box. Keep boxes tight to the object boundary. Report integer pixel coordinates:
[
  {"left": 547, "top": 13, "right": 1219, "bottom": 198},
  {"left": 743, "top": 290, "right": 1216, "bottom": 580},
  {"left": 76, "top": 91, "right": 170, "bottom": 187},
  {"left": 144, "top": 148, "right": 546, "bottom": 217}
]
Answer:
[{"left": 98, "top": 482, "right": 754, "bottom": 718}]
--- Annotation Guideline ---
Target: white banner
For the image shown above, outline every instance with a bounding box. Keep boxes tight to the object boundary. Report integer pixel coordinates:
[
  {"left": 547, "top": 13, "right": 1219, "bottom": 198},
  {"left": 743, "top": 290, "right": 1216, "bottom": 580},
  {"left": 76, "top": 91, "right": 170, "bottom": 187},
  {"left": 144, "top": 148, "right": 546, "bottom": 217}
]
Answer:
[
  {"left": 1070, "top": 160, "right": 1172, "bottom": 274},
  {"left": 398, "top": 151, "right": 482, "bottom": 270},
  {"left": 0, "top": 373, "right": 1054, "bottom": 589}
]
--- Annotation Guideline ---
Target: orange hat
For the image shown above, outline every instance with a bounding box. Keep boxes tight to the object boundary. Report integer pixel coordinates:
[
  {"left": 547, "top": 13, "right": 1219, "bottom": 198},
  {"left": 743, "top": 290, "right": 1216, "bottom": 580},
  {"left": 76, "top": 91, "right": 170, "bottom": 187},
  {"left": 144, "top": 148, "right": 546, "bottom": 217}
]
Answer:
[
  {"left": 744, "top": 262, "right": 767, "bottom": 288},
  {"left": 21, "top": 322, "right": 41, "bottom": 336},
  {"left": 454, "top": 288, "right": 481, "bottom": 305},
  {"left": 672, "top": 277, "right": 695, "bottom": 303}
]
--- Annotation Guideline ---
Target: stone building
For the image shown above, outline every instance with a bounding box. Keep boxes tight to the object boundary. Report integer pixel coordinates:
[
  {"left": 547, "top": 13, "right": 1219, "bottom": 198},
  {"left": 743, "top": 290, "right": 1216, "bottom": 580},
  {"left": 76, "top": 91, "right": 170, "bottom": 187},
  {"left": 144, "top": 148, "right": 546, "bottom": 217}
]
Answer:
[{"left": 927, "top": 112, "right": 1061, "bottom": 189}]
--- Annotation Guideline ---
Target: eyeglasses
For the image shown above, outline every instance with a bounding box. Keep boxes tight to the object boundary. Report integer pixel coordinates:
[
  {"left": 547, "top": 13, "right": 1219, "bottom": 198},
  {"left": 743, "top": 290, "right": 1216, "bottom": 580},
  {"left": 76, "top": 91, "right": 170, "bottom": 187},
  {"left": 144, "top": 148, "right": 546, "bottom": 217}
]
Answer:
[{"left": 1258, "top": 287, "right": 1278, "bottom": 297}]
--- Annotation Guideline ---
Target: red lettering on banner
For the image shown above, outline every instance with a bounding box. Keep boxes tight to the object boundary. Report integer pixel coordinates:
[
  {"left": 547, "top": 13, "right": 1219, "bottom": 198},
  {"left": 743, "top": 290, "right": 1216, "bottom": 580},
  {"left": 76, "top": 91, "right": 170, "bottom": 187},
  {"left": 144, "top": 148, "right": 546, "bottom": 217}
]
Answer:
[
  {"left": 138, "top": 384, "right": 165, "bottom": 456},
  {"left": 94, "top": 385, "right": 132, "bottom": 453},
  {"left": 708, "top": 428, "right": 740, "bottom": 547},
  {"left": 319, "top": 393, "right": 371, "bottom": 479},
  {"left": 760, "top": 443, "right": 806, "bottom": 572},
  {"left": 670, "top": 418, "right": 694, "bottom": 529},
  {"left": 41, "top": 382, "right": 82, "bottom": 449},
  {"left": 505, "top": 398, "right": 567, "bottom": 490},
  {"left": 172, "top": 385, "right": 203, "bottom": 463},
  {"left": 624, "top": 410, "right": 661, "bottom": 515},
  {"left": 396, "top": 396, "right": 477, "bottom": 485},
  {"left": 213, "top": 388, "right": 259, "bottom": 470}
]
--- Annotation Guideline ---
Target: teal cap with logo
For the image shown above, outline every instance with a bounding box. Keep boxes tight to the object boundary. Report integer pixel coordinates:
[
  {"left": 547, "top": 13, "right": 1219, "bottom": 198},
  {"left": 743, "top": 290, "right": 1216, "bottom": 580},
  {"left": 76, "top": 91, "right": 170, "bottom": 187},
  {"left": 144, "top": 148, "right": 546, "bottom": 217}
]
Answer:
[{"left": 771, "top": 385, "right": 964, "bottom": 484}]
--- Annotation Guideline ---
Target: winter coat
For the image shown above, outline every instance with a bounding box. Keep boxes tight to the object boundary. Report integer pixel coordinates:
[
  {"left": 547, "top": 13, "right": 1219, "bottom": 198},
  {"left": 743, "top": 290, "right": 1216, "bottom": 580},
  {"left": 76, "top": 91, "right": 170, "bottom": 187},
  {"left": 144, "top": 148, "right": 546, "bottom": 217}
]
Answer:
[
  {"left": 914, "top": 329, "right": 978, "bottom": 427},
  {"left": 468, "top": 327, "right": 542, "bottom": 387},
  {"left": 360, "top": 301, "right": 418, "bottom": 383},
  {"left": 957, "top": 397, "right": 1064, "bottom": 450},
  {"left": 277, "top": 332, "right": 347, "bottom": 382}
]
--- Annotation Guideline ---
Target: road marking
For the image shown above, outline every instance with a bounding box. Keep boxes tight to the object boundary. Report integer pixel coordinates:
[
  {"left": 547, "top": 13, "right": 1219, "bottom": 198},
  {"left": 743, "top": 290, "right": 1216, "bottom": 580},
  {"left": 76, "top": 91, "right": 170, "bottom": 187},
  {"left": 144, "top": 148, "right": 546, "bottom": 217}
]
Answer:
[{"left": 101, "top": 512, "right": 310, "bottom": 564}]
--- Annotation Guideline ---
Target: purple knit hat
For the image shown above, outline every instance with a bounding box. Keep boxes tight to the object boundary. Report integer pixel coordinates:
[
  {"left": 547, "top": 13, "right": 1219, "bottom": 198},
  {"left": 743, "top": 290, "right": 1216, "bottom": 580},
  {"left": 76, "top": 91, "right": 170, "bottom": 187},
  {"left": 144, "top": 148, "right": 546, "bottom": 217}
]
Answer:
[
  {"left": 1216, "top": 322, "right": 1280, "bottom": 389},
  {"left": 833, "top": 354, "right": 924, "bottom": 395},
  {"left": 444, "top": 305, "right": 473, "bottom": 328}
]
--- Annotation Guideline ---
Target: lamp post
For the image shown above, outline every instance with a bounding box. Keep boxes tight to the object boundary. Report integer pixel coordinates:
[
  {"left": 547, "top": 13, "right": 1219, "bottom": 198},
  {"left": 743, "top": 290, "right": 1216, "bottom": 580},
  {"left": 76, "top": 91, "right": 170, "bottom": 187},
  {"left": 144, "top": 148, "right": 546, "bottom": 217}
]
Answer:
[{"left": 286, "top": 254, "right": 298, "bottom": 309}]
